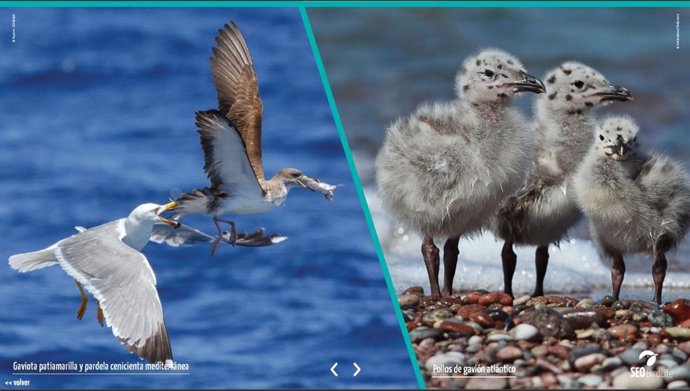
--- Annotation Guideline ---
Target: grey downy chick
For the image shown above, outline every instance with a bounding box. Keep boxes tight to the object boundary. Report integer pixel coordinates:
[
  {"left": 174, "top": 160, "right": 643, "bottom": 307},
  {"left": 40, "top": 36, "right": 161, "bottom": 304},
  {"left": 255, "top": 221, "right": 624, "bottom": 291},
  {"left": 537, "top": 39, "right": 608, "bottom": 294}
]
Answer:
[
  {"left": 491, "top": 62, "right": 632, "bottom": 297},
  {"left": 574, "top": 116, "right": 690, "bottom": 304},
  {"left": 376, "top": 49, "right": 545, "bottom": 297}
]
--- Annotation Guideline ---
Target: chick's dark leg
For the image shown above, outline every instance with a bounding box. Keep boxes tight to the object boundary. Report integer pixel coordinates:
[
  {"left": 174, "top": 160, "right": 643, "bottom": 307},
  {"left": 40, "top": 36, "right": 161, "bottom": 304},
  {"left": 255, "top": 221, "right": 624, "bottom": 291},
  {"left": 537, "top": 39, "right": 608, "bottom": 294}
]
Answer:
[
  {"left": 533, "top": 245, "right": 549, "bottom": 297},
  {"left": 75, "top": 280, "right": 88, "bottom": 320},
  {"left": 501, "top": 240, "right": 517, "bottom": 298},
  {"left": 422, "top": 236, "right": 441, "bottom": 298},
  {"left": 652, "top": 251, "right": 667, "bottom": 305},
  {"left": 611, "top": 252, "right": 626, "bottom": 300},
  {"left": 442, "top": 236, "right": 460, "bottom": 297}
]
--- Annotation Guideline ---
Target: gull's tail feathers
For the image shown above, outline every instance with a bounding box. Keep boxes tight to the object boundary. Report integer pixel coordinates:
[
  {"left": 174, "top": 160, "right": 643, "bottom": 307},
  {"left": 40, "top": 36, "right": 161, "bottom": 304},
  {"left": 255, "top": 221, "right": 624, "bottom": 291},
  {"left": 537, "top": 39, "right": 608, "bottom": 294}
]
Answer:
[{"left": 9, "top": 246, "right": 58, "bottom": 272}]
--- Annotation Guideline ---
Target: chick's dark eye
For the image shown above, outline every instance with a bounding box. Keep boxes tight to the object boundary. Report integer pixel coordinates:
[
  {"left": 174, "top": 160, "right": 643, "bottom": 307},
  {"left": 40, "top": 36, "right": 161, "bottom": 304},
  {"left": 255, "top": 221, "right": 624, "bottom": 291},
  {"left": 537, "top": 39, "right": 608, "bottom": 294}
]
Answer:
[
  {"left": 599, "top": 134, "right": 605, "bottom": 141},
  {"left": 483, "top": 69, "right": 494, "bottom": 77},
  {"left": 572, "top": 80, "right": 585, "bottom": 89}
]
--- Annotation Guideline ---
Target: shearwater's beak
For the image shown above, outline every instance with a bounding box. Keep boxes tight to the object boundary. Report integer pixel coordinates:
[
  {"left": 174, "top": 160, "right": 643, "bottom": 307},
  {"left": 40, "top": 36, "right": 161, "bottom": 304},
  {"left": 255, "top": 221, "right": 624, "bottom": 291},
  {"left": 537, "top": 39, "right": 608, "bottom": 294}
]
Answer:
[
  {"left": 593, "top": 85, "right": 633, "bottom": 102},
  {"left": 506, "top": 71, "right": 545, "bottom": 94},
  {"left": 295, "top": 175, "right": 315, "bottom": 191}
]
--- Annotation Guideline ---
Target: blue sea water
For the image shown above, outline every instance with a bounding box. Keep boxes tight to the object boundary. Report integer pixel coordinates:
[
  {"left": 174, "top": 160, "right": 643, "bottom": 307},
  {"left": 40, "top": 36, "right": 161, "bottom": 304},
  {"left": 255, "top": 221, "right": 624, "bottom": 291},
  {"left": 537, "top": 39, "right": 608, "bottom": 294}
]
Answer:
[
  {"left": 310, "top": 8, "right": 690, "bottom": 296},
  {"left": 0, "top": 8, "right": 418, "bottom": 390}
]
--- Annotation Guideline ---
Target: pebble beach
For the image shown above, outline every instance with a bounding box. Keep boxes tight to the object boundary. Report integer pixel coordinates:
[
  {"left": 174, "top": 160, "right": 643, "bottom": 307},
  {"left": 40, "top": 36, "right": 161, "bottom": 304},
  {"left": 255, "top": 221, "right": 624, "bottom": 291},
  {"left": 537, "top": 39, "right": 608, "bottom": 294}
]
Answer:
[{"left": 399, "top": 288, "right": 690, "bottom": 389}]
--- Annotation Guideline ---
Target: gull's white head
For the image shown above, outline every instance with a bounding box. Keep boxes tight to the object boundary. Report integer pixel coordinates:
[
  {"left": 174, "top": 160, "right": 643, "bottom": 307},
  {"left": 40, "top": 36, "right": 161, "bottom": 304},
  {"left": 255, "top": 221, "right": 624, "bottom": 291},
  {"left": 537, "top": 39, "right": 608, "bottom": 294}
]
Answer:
[
  {"left": 128, "top": 202, "right": 180, "bottom": 227},
  {"left": 594, "top": 116, "right": 641, "bottom": 161},
  {"left": 541, "top": 62, "right": 633, "bottom": 112},
  {"left": 455, "top": 48, "right": 545, "bottom": 103}
]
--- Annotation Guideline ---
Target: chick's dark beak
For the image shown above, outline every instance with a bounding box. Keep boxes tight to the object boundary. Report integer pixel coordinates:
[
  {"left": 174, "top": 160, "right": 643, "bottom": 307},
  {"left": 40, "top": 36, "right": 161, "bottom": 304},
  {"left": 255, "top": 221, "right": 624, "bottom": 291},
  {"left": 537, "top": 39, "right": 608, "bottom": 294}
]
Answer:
[
  {"left": 613, "top": 140, "right": 631, "bottom": 157},
  {"left": 595, "top": 85, "right": 633, "bottom": 102},
  {"left": 508, "top": 71, "right": 546, "bottom": 94}
]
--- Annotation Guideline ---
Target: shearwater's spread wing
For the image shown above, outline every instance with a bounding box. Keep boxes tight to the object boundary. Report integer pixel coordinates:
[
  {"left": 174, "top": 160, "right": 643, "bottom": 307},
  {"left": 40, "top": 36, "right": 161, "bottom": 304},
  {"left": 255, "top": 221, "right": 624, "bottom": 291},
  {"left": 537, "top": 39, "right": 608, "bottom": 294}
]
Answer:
[
  {"left": 196, "top": 109, "right": 265, "bottom": 197},
  {"left": 211, "top": 21, "right": 264, "bottom": 182},
  {"left": 54, "top": 220, "right": 172, "bottom": 363}
]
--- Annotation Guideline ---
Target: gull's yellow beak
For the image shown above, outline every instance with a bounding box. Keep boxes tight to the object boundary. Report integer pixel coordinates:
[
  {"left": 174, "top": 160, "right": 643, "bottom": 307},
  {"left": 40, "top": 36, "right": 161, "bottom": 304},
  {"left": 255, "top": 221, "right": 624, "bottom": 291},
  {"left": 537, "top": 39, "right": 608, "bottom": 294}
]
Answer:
[
  {"left": 160, "top": 201, "right": 177, "bottom": 212},
  {"left": 157, "top": 201, "right": 180, "bottom": 228}
]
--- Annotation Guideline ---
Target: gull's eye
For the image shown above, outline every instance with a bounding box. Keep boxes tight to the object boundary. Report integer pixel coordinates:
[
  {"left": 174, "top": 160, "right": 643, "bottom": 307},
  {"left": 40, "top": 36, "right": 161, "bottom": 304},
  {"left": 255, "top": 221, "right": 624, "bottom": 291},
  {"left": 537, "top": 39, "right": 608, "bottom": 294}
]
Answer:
[
  {"left": 292, "top": 172, "right": 302, "bottom": 178},
  {"left": 483, "top": 69, "right": 495, "bottom": 77},
  {"left": 572, "top": 80, "right": 585, "bottom": 89}
]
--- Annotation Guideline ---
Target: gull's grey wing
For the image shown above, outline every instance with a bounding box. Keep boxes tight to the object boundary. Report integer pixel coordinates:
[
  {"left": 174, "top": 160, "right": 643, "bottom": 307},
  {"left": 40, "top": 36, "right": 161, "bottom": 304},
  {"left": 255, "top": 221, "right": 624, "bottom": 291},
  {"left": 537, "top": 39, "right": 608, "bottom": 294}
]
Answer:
[
  {"left": 150, "top": 223, "right": 214, "bottom": 247},
  {"left": 55, "top": 220, "right": 171, "bottom": 363},
  {"left": 151, "top": 222, "right": 286, "bottom": 248}
]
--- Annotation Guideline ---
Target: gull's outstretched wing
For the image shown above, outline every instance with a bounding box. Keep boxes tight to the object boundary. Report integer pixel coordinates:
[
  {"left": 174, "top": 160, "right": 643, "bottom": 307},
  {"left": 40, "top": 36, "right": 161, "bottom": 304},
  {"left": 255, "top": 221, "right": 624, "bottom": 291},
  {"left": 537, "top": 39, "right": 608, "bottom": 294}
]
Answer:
[
  {"left": 150, "top": 222, "right": 287, "bottom": 248},
  {"left": 150, "top": 223, "right": 214, "bottom": 247},
  {"left": 55, "top": 220, "right": 171, "bottom": 363},
  {"left": 211, "top": 21, "right": 264, "bottom": 182},
  {"left": 196, "top": 109, "right": 265, "bottom": 198}
]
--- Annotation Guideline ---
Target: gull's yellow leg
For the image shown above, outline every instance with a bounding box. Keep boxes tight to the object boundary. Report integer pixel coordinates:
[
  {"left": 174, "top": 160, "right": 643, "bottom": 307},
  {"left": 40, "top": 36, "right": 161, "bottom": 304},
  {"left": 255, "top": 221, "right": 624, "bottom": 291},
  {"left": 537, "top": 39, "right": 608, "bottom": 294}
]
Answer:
[
  {"left": 75, "top": 280, "right": 88, "bottom": 320},
  {"left": 96, "top": 300, "right": 105, "bottom": 327}
]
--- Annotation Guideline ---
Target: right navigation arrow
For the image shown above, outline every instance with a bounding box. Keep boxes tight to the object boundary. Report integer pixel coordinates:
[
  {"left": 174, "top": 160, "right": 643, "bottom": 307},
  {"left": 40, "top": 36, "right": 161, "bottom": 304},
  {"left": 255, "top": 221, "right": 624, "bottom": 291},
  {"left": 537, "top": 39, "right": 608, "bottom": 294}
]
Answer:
[{"left": 353, "top": 362, "right": 361, "bottom": 377}]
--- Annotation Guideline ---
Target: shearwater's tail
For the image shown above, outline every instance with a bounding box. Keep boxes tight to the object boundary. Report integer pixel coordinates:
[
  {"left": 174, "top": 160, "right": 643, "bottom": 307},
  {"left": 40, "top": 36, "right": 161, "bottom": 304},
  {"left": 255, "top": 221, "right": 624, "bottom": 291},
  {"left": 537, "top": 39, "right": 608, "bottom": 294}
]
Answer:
[
  {"left": 170, "top": 187, "right": 218, "bottom": 220},
  {"left": 9, "top": 246, "right": 58, "bottom": 272}
]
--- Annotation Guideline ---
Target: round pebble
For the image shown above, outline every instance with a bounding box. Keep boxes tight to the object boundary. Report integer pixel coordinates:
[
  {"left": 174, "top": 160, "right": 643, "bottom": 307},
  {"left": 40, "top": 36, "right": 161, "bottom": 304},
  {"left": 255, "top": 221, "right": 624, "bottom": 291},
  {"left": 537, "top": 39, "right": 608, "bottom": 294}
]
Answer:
[
  {"left": 601, "top": 356, "right": 623, "bottom": 371},
  {"left": 666, "top": 327, "right": 690, "bottom": 340},
  {"left": 619, "top": 348, "right": 643, "bottom": 366},
  {"left": 513, "top": 295, "right": 531, "bottom": 306},
  {"left": 608, "top": 324, "right": 638, "bottom": 339},
  {"left": 487, "top": 331, "right": 514, "bottom": 342},
  {"left": 574, "top": 353, "right": 606, "bottom": 372},
  {"left": 613, "top": 371, "right": 663, "bottom": 389},
  {"left": 409, "top": 327, "right": 443, "bottom": 342},
  {"left": 510, "top": 323, "right": 539, "bottom": 341},
  {"left": 398, "top": 294, "right": 419, "bottom": 306},
  {"left": 468, "top": 335, "right": 483, "bottom": 346},
  {"left": 437, "top": 320, "right": 475, "bottom": 335},
  {"left": 496, "top": 345, "right": 523, "bottom": 363},
  {"left": 668, "top": 380, "right": 689, "bottom": 389},
  {"left": 577, "top": 374, "right": 602, "bottom": 387},
  {"left": 402, "top": 286, "right": 424, "bottom": 296},
  {"left": 600, "top": 295, "right": 617, "bottom": 307},
  {"left": 576, "top": 298, "right": 594, "bottom": 309}
]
